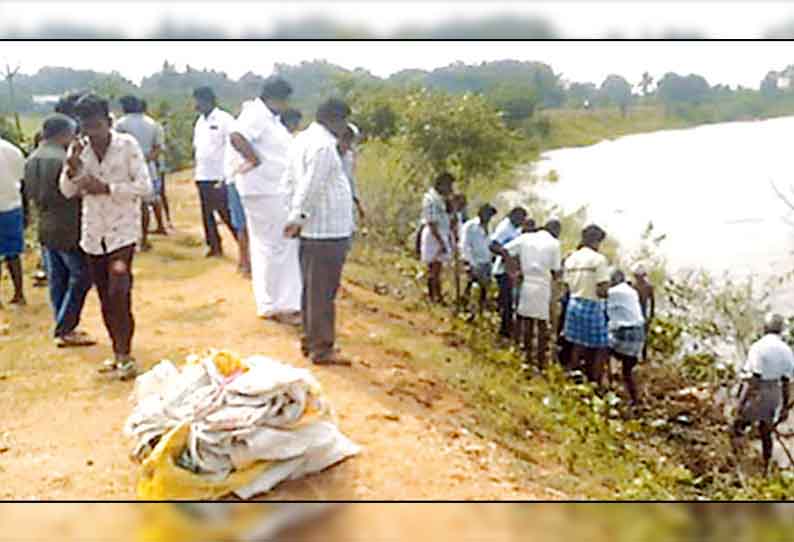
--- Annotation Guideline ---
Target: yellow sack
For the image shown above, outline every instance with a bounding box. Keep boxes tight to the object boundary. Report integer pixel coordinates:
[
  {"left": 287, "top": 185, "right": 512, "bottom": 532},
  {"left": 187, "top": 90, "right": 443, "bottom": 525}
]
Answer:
[
  {"left": 136, "top": 423, "right": 271, "bottom": 501},
  {"left": 137, "top": 504, "right": 276, "bottom": 542}
]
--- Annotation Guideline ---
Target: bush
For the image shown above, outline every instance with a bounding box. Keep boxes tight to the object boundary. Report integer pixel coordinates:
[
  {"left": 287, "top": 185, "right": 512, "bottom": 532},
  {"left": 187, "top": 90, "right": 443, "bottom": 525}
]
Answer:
[{"left": 149, "top": 99, "right": 197, "bottom": 172}]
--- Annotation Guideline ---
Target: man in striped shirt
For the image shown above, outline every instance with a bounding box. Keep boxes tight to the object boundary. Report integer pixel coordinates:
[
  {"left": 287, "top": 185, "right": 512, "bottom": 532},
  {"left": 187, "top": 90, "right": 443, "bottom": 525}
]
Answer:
[{"left": 284, "top": 98, "right": 354, "bottom": 365}]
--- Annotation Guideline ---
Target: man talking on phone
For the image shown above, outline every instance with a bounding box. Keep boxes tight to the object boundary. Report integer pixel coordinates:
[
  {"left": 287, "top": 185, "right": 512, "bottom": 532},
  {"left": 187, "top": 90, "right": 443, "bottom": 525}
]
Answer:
[{"left": 59, "top": 94, "right": 153, "bottom": 380}]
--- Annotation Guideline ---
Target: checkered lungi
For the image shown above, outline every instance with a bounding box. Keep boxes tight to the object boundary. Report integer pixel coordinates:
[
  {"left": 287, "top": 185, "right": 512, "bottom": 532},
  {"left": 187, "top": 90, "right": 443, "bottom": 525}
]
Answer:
[
  {"left": 609, "top": 325, "right": 646, "bottom": 358},
  {"left": 563, "top": 297, "right": 609, "bottom": 349}
]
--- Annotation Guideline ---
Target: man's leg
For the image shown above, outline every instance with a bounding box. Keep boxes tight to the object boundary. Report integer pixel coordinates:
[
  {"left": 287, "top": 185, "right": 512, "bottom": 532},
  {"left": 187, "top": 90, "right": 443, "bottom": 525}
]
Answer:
[
  {"left": 537, "top": 319, "right": 549, "bottom": 371},
  {"left": 196, "top": 182, "right": 222, "bottom": 255},
  {"left": 88, "top": 253, "right": 114, "bottom": 347},
  {"left": 227, "top": 184, "right": 250, "bottom": 275},
  {"left": 299, "top": 239, "right": 310, "bottom": 357},
  {"left": 478, "top": 278, "right": 489, "bottom": 315},
  {"left": 617, "top": 352, "right": 639, "bottom": 405},
  {"left": 568, "top": 344, "right": 584, "bottom": 372},
  {"left": 56, "top": 250, "right": 93, "bottom": 338},
  {"left": 428, "top": 262, "right": 442, "bottom": 304},
  {"left": 140, "top": 203, "right": 152, "bottom": 251},
  {"left": 525, "top": 317, "right": 535, "bottom": 363},
  {"left": 7, "top": 256, "right": 25, "bottom": 304},
  {"left": 160, "top": 176, "right": 172, "bottom": 228},
  {"left": 305, "top": 239, "right": 349, "bottom": 361},
  {"left": 105, "top": 245, "right": 136, "bottom": 359},
  {"left": 211, "top": 183, "right": 237, "bottom": 239},
  {"left": 496, "top": 274, "right": 510, "bottom": 337},
  {"left": 47, "top": 250, "right": 70, "bottom": 336},
  {"left": 237, "top": 228, "right": 251, "bottom": 276},
  {"left": 151, "top": 200, "right": 167, "bottom": 234},
  {"left": 462, "top": 276, "right": 473, "bottom": 311},
  {"left": 760, "top": 421, "right": 774, "bottom": 476},
  {"left": 643, "top": 322, "right": 650, "bottom": 361},
  {"left": 589, "top": 348, "right": 609, "bottom": 388}
]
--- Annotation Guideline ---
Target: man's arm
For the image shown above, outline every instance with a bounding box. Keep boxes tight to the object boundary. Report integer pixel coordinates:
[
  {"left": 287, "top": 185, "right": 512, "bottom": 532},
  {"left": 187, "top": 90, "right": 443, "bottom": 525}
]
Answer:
[
  {"left": 91, "top": 142, "right": 152, "bottom": 198},
  {"left": 649, "top": 285, "right": 656, "bottom": 321},
  {"left": 596, "top": 281, "right": 609, "bottom": 299},
  {"left": 780, "top": 377, "right": 790, "bottom": 425},
  {"left": 20, "top": 177, "right": 29, "bottom": 230},
  {"left": 229, "top": 133, "right": 260, "bottom": 168}
]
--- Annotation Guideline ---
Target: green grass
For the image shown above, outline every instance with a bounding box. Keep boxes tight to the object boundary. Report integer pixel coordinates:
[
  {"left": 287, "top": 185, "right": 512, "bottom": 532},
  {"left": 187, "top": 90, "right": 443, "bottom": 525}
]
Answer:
[{"left": 536, "top": 106, "right": 690, "bottom": 151}]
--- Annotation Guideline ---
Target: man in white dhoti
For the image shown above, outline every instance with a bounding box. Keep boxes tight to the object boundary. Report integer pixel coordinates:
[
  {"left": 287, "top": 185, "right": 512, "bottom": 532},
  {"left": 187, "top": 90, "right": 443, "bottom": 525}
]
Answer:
[
  {"left": 497, "top": 219, "right": 562, "bottom": 371},
  {"left": 228, "top": 77, "right": 301, "bottom": 325}
]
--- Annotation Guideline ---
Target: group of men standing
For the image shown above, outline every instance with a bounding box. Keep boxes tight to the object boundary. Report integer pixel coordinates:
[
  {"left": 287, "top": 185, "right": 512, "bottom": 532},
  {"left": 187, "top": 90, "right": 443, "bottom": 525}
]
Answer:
[
  {"left": 0, "top": 75, "right": 359, "bottom": 380},
  {"left": 420, "top": 177, "right": 656, "bottom": 406},
  {"left": 191, "top": 77, "right": 359, "bottom": 365}
]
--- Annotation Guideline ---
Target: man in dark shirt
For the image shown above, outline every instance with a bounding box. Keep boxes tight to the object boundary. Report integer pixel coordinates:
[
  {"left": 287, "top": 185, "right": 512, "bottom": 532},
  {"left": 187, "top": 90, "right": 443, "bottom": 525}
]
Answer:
[{"left": 24, "top": 114, "right": 94, "bottom": 348}]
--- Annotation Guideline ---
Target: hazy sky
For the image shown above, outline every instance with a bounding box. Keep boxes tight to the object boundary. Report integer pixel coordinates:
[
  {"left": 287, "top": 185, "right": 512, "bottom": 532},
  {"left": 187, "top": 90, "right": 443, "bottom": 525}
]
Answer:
[
  {"left": 1, "top": 42, "right": 793, "bottom": 90},
  {"left": 2, "top": 2, "right": 794, "bottom": 38}
]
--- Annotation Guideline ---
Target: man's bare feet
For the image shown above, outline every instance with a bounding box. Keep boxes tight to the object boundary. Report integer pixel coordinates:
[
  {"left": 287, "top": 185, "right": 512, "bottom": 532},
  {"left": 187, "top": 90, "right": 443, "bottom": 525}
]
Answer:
[{"left": 9, "top": 296, "right": 26, "bottom": 307}]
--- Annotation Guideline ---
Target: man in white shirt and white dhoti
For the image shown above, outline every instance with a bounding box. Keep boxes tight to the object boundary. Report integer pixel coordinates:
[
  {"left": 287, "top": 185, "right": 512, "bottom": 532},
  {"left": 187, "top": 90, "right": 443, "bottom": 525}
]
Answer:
[
  {"left": 732, "top": 313, "right": 794, "bottom": 476},
  {"left": 498, "top": 219, "right": 562, "bottom": 371},
  {"left": 229, "top": 77, "right": 301, "bottom": 325}
]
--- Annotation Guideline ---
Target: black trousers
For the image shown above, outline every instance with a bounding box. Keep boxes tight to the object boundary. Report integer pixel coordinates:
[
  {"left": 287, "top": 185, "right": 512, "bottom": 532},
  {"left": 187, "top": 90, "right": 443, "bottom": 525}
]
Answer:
[
  {"left": 196, "top": 181, "right": 235, "bottom": 253},
  {"left": 496, "top": 273, "right": 514, "bottom": 338}
]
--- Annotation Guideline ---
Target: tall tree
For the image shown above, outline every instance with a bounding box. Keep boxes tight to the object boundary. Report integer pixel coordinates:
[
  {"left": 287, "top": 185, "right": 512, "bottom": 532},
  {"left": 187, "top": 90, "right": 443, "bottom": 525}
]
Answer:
[{"left": 599, "top": 74, "right": 633, "bottom": 116}]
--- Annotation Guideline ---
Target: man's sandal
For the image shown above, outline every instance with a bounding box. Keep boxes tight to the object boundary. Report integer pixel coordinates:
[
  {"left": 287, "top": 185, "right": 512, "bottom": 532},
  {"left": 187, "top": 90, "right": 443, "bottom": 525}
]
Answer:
[
  {"left": 116, "top": 360, "right": 139, "bottom": 381},
  {"left": 312, "top": 353, "right": 352, "bottom": 366}
]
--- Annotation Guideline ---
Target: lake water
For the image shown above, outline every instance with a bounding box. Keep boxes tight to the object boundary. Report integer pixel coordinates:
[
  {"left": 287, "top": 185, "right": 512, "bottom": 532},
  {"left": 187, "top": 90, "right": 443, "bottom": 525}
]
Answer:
[
  {"left": 529, "top": 115, "right": 794, "bottom": 310},
  {"left": 528, "top": 118, "right": 794, "bottom": 468}
]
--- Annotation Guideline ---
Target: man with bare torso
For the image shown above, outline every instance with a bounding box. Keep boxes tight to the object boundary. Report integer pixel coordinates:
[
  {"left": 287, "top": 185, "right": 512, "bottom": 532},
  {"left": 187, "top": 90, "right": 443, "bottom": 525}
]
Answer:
[{"left": 631, "top": 264, "right": 655, "bottom": 360}]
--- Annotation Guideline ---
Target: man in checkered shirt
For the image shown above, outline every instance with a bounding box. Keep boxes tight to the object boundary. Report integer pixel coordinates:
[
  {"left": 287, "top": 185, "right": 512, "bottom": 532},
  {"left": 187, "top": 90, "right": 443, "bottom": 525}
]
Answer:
[{"left": 284, "top": 98, "right": 354, "bottom": 365}]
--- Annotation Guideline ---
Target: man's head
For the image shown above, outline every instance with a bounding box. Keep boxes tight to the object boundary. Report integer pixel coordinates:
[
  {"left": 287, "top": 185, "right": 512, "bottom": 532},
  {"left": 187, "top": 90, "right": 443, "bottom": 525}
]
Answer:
[
  {"left": 632, "top": 263, "right": 648, "bottom": 281},
  {"left": 764, "top": 313, "right": 786, "bottom": 335},
  {"left": 260, "top": 76, "right": 293, "bottom": 113},
  {"left": 54, "top": 91, "right": 86, "bottom": 122},
  {"left": 74, "top": 94, "right": 112, "bottom": 141},
  {"left": 337, "top": 122, "right": 360, "bottom": 151},
  {"left": 581, "top": 224, "right": 607, "bottom": 250},
  {"left": 119, "top": 95, "right": 142, "bottom": 115},
  {"left": 507, "top": 207, "right": 528, "bottom": 228},
  {"left": 523, "top": 218, "right": 536, "bottom": 233},
  {"left": 433, "top": 171, "right": 455, "bottom": 197},
  {"left": 41, "top": 113, "right": 77, "bottom": 148},
  {"left": 478, "top": 203, "right": 498, "bottom": 227},
  {"left": 451, "top": 193, "right": 467, "bottom": 213},
  {"left": 545, "top": 218, "right": 562, "bottom": 239},
  {"left": 193, "top": 86, "right": 217, "bottom": 116},
  {"left": 316, "top": 98, "right": 352, "bottom": 138},
  {"left": 280, "top": 108, "right": 303, "bottom": 134},
  {"left": 610, "top": 268, "right": 626, "bottom": 287}
]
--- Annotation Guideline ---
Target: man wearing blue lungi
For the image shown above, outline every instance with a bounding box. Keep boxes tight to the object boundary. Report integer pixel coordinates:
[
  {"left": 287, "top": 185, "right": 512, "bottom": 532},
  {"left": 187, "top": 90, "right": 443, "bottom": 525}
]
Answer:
[{"left": 562, "top": 224, "right": 611, "bottom": 386}]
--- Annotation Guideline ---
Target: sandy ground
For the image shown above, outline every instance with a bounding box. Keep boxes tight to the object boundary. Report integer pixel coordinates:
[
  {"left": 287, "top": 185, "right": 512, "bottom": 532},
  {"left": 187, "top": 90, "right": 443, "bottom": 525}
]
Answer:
[{"left": 0, "top": 172, "right": 559, "bottom": 501}]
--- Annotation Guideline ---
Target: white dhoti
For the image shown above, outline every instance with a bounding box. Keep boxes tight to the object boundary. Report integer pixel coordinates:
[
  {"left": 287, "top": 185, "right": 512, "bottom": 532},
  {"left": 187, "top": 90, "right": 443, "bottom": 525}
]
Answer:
[
  {"left": 517, "top": 275, "right": 552, "bottom": 321},
  {"left": 241, "top": 194, "right": 302, "bottom": 317}
]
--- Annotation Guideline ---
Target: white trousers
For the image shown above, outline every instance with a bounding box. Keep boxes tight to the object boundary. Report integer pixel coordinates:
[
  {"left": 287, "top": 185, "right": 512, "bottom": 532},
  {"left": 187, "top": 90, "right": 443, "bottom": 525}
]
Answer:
[{"left": 241, "top": 194, "right": 302, "bottom": 317}]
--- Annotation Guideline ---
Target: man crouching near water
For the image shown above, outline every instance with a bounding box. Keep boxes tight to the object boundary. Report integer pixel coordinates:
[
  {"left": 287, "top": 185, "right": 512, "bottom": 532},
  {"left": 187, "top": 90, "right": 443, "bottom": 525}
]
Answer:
[{"left": 731, "top": 313, "right": 794, "bottom": 476}]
